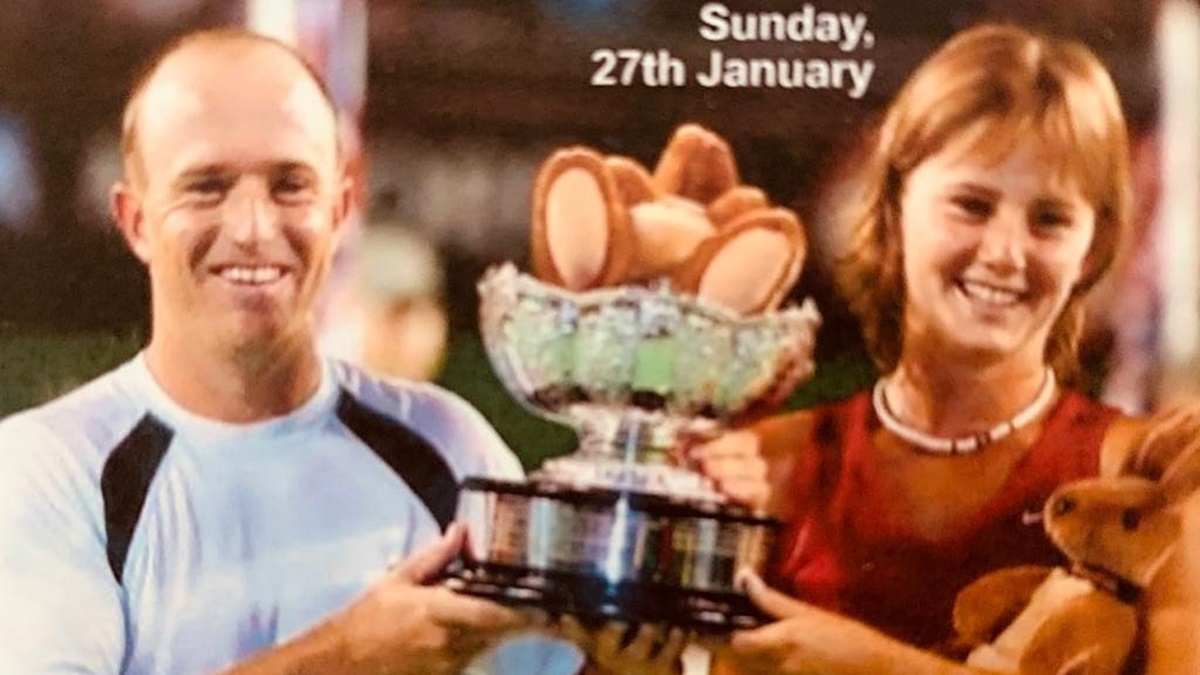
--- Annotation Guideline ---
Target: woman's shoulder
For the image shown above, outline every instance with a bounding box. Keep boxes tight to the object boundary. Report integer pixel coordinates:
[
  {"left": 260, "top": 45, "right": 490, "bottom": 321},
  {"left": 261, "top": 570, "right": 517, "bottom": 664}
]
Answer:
[{"left": 751, "top": 390, "right": 872, "bottom": 456}]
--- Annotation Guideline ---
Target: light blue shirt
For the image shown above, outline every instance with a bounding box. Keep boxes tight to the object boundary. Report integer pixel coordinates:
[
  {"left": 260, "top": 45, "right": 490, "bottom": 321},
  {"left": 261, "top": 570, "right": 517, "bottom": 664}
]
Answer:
[{"left": 0, "top": 354, "right": 582, "bottom": 674}]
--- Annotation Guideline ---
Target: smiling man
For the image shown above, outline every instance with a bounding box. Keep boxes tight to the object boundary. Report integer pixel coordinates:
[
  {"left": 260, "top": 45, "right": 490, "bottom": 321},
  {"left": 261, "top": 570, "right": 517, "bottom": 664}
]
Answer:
[{"left": 0, "top": 29, "right": 579, "bottom": 675}]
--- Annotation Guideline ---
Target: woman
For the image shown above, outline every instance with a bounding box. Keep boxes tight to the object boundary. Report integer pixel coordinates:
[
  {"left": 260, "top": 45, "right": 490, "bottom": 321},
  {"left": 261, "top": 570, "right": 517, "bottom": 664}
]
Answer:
[{"left": 685, "top": 21, "right": 1200, "bottom": 675}]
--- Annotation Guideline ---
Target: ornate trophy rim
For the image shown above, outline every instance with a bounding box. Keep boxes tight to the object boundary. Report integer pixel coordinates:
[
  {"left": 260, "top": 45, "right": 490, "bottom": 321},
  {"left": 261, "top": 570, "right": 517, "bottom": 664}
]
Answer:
[
  {"left": 451, "top": 261, "right": 822, "bottom": 631},
  {"left": 476, "top": 261, "right": 821, "bottom": 430}
]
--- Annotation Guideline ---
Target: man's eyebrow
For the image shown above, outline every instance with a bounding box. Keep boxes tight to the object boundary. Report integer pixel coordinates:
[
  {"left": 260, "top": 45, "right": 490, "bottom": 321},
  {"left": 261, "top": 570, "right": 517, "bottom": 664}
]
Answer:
[
  {"left": 169, "top": 161, "right": 319, "bottom": 186},
  {"left": 171, "top": 164, "right": 230, "bottom": 187},
  {"left": 273, "top": 161, "right": 319, "bottom": 175}
]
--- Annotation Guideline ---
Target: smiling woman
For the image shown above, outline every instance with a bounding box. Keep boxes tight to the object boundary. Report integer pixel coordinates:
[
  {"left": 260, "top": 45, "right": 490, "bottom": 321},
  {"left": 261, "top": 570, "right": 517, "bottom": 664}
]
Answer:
[{"left": 666, "top": 22, "right": 1200, "bottom": 675}]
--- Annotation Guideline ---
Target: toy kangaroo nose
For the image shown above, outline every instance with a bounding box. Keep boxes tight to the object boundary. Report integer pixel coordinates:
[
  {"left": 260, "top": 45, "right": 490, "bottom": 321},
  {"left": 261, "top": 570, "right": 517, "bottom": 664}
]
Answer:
[{"left": 1050, "top": 495, "right": 1076, "bottom": 517}]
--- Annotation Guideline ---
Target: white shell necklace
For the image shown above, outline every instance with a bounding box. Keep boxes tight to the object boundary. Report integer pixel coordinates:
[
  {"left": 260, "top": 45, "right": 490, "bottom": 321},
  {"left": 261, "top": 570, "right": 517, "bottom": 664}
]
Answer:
[{"left": 872, "top": 368, "right": 1057, "bottom": 455}]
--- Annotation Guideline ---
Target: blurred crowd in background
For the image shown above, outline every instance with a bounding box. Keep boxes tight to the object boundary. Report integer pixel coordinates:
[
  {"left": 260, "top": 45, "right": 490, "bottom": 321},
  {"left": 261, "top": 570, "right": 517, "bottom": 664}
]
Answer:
[{"left": 0, "top": 0, "right": 1195, "bottom": 434}]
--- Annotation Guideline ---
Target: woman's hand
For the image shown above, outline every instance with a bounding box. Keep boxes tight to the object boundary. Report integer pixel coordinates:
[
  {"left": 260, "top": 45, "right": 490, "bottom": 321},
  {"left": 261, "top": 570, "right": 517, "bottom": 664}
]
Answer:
[
  {"left": 559, "top": 617, "right": 690, "bottom": 675},
  {"left": 682, "top": 430, "right": 769, "bottom": 510},
  {"left": 717, "top": 573, "right": 970, "bottom": 675}
]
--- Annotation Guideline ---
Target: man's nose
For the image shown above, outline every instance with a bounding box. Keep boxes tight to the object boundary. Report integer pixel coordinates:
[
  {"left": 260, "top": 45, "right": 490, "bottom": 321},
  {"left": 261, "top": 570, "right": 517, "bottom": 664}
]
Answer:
[
  {"left": 976, "top": 209, "right": 1026, "bottom": 274},
  {"left": 224, "top": 183, "right": 278, "bottom": 245}
]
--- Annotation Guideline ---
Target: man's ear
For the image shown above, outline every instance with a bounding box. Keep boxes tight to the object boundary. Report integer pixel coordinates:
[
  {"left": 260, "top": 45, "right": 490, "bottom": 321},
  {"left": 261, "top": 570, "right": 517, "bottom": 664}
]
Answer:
[
  {"left": 111, "top": 182, "right": 152, "bottom": 264},
  {"left": 330, "top": 172, "right": 355, "bottom": 241}
]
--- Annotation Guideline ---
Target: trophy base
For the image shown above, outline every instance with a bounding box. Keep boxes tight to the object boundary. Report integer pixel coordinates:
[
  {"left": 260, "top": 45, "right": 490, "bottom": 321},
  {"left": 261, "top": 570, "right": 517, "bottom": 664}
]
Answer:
[
  {"left": 453, "top": 477, "right": 779, "bottom": 632},
  {"left": 444, "top": 562, "right": 771, "bottom": 632}
]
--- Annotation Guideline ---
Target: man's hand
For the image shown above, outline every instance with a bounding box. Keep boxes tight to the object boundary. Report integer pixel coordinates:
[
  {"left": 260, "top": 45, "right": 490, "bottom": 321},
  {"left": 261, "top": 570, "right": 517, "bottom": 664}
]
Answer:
[
  {"left": 559, "top": 616, "right": 689, "bottom": 675},
  {"left": 332, "top": 522, "right": 531, "bottom": 675},
  {"left": 222, "top": 523, "right": 531, "bottom": 675}
]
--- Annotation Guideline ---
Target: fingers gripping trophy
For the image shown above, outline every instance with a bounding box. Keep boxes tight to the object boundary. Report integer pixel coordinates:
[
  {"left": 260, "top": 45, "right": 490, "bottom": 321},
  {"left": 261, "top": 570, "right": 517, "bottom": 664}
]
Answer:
[{"left": 445, "top": 124, "right": 821, "bottom": 630}]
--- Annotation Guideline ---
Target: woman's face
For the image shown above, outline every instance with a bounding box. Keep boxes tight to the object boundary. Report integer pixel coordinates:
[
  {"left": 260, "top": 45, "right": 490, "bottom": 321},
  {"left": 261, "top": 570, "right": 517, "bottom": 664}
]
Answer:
[{"left": 897, "top": 133, "right": 1097, "bottom": 365}]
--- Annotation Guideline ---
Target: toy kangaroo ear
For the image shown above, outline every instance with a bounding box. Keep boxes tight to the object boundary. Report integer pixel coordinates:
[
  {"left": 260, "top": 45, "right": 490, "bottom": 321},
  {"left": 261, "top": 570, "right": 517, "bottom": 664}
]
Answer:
[
  {"left": 707, "top": 186, "right": 769, "bottom": 227},
  {"left": 604, "top": 156, "right": 658, "bottom": 207},
  {"left": 1160, "top": 440, "right": 1200, "bottom": 505},
  {"left": 653, "top": 123, "right": 739, "bottom": 204},
  {"left": 531, "top": 148, "right": 634, "bottom": 291},
  {"left": 672, "top": 207, "right": 807, "bottom": 314}
]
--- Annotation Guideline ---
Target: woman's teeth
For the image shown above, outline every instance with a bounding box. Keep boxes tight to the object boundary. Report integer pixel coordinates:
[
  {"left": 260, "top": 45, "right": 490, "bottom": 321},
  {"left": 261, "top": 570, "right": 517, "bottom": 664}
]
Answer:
[{"left": 960, "top": 280, "right": 1022, "bottom": 307}]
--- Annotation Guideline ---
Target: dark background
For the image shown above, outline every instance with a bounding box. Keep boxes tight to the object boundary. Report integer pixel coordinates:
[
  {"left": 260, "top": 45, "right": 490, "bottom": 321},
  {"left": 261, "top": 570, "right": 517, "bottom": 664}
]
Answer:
[{"left": 0, "top": 0, "right": 1163, "bottom": 463}]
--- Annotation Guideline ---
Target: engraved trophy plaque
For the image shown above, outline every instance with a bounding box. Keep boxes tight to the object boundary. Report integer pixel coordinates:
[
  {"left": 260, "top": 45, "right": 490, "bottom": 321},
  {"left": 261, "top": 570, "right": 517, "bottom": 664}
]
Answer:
[{"left": 445, "top": 262, "right": 820, "bottom": 630}]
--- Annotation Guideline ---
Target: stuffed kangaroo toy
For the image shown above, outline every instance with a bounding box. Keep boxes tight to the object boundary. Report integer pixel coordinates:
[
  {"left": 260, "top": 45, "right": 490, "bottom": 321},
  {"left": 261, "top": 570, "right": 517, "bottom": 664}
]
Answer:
[
  {"left": 529, "top": 123, "right": 806, "bottom": 315},
  {"left": 951, "top": 462, "right": 1200, "bottom": 675}
]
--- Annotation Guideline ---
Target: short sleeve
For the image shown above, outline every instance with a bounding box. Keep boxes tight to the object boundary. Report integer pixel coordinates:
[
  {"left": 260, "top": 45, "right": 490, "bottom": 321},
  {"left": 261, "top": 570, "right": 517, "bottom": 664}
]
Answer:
[
  {"left": 407, "top": 384, "right": 525, "bottom": 483},
  {"left": 0, "top": 417, "right": 126, "bottom": 673}
]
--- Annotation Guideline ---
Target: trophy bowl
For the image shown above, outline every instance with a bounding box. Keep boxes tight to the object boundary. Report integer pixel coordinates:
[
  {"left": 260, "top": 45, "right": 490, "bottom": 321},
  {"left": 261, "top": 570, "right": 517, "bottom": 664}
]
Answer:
[{"left": 445, "top": 262, "right": 820, "bottom": 631}]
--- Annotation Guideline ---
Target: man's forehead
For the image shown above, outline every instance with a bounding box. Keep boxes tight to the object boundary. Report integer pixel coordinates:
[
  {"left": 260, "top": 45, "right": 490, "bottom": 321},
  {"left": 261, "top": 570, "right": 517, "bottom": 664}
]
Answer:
[
  {"left": 134, "top": 43, "right": 339, "bottom": 173},
  {"left": 138, "top": 39, "right": 336, "bottom": 138}
]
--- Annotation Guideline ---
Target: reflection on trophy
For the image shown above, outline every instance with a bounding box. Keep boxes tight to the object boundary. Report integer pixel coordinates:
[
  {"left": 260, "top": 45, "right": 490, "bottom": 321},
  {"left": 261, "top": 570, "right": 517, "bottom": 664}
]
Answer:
[{"left": 445, "top": 124, "right": 820, "bottom": 630}]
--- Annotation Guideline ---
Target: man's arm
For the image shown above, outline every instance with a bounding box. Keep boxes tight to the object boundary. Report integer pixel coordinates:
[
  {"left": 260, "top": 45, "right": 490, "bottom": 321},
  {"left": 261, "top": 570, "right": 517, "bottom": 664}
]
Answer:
[
  {"left": 220, "top": 524, "right": 530, "bottom": 675},
  {"left": 0, "top": 419, "right": 127, "bottom": 673}
]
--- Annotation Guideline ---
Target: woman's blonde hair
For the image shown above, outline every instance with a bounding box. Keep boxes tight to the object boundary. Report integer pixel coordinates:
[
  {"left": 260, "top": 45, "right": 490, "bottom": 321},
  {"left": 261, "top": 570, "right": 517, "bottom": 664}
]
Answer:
[{"left": 838, "top": 23, "right": 1132, "bottom": 385}]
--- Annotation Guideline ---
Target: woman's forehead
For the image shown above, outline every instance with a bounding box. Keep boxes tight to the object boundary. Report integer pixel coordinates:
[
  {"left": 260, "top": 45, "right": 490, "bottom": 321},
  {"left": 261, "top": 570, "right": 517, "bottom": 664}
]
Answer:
[{"left": 921, "top": 118, "right": 1093, "bottom": 193}]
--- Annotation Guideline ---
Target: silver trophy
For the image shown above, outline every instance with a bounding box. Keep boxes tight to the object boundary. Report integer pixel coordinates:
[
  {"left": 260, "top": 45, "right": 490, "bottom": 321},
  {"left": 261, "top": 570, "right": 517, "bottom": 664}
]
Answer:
[{"left": 445, "top": 262, "right": 820, "bottom": 630}]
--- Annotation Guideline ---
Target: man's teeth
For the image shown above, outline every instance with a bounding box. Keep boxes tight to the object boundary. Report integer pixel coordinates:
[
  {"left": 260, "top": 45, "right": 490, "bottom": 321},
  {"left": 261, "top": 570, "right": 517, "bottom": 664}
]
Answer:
[
  {"left": 220, "top": 266, "right": 283, "bottom": 285},
  {"left": 961, "top": 280, "right": 1022, "bottom": 306}
]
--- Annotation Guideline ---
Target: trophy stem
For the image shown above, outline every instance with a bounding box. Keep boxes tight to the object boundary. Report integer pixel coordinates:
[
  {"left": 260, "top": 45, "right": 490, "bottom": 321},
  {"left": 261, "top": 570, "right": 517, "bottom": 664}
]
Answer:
[
  {"left": 538, "top": 411, "right": 719, "bottom": 499},
  {"left": 578, "top": 412, "right": 677, "bottom": 465}
]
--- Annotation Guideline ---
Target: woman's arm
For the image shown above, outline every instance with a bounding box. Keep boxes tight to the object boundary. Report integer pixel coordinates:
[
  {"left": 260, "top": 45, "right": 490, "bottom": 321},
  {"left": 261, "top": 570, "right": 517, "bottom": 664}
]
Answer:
[
  {"left": 687, "top": 409, "right": 817, "bottom": 519},
  {"left": 719, "top": 574, "right": 977, "bottom": 675}
]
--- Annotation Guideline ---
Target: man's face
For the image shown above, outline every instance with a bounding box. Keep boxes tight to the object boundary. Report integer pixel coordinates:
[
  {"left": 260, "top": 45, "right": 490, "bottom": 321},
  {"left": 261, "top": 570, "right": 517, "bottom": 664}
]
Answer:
[{"left": 115, "top": 43, "right": 349, "bottom": 357}]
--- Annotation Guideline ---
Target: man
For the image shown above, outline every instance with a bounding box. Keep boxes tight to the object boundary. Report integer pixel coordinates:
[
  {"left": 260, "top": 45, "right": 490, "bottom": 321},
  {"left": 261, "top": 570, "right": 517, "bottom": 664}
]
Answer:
[{"left": 0, "top": 29, "right": 580, "bottom": 675}]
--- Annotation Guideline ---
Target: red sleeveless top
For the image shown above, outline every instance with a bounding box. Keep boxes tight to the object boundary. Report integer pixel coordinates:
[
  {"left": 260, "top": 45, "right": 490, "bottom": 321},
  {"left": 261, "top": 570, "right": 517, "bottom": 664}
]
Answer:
[{"left": 771, "top": 389, "right": 1121, "bottom": 647}]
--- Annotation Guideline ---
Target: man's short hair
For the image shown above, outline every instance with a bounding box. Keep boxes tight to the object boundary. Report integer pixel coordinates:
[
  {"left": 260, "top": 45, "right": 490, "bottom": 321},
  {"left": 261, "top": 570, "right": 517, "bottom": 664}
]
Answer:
[{"left": 119, "top": 28, "right": 341, "bottom": 186}]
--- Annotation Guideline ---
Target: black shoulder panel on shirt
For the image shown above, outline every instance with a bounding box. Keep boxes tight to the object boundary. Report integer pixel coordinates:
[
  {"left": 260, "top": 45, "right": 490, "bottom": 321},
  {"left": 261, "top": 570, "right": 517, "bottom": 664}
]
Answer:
[
  {"left": 100, "top": 414, "right": 174, "bottom": 584},
  {"left": 335, "top": 389, "right": 459, "bottom": 532}
]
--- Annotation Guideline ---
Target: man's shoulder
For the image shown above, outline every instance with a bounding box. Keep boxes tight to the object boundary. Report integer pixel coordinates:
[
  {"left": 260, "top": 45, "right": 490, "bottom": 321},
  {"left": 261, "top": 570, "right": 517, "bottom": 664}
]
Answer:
[
  {"left": 328, "top": 358, "right": 476, "bottom": 424},
  {"left": 327, "top": 358, "right": 523, "bottom": 479},
  {"left": 0, "top": 359, "right": 149, "bottom": 468}
]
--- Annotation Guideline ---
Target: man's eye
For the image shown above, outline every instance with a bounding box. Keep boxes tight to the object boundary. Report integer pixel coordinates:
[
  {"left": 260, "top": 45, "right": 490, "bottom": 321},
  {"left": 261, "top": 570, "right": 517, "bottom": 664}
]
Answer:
[
  {"left": 188, "top": 178, "right": 229, "bottom": 195},
  {"left": 273, "top": 175, "right": 314, "bottom": 198}
]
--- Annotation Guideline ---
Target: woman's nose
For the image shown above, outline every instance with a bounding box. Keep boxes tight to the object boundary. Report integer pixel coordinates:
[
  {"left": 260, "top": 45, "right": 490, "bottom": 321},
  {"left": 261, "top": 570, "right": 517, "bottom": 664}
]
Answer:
[{"left": 976, "top": 211, "right": 1026, "bottom": 274}]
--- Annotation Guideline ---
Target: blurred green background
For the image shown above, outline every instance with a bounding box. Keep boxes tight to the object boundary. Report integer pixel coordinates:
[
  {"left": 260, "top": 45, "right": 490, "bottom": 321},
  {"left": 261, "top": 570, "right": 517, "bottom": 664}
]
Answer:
[{"left": 0, "top": 327, "right": 877, "bottom": 471}]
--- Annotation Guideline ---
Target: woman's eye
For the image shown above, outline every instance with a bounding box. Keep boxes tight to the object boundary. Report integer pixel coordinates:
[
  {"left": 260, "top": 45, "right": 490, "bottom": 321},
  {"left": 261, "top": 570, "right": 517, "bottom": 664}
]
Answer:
[
  {"left": 1032, "top": 209, "right": 1072, "bottom": 230},
  {"left": 950, "top": 195, "right": 992, "bottom": 219}
]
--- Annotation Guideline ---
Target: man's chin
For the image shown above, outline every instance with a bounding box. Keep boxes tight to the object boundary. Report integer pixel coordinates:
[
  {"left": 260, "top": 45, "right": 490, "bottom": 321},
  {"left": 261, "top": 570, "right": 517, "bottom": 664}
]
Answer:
[{"left": 223, "top": 318, "right": 310, "bottom": 361}]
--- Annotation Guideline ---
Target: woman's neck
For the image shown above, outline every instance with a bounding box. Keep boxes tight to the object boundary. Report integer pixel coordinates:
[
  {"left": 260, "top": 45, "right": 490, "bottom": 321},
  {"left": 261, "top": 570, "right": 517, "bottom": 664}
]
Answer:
[{"left": 886, "top": 350, "right": 1052, "bottom": 438}]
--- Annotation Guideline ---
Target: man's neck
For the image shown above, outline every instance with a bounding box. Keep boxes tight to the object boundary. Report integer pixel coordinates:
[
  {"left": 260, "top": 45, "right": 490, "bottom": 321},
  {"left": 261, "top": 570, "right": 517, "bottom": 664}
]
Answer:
[{"left": 143, "top": 335, "right": 323, "bottom": 424}]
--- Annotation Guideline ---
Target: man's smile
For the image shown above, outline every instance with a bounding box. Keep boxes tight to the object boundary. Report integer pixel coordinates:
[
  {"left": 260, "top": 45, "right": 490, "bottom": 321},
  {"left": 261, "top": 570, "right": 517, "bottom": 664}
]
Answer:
[{"left": 210, "top": 264, "right": 290, "bottom": 287}]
